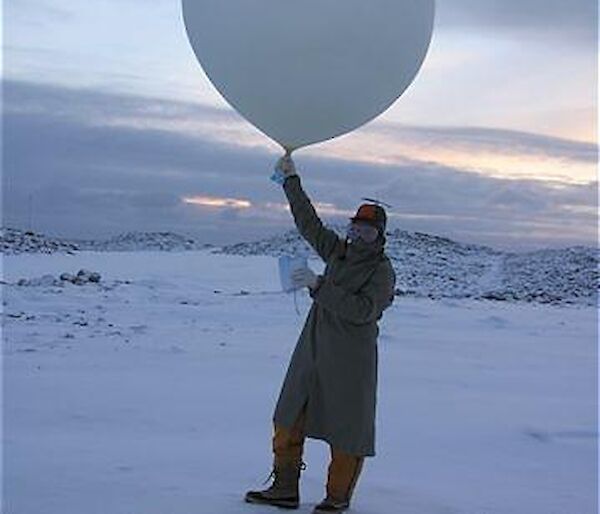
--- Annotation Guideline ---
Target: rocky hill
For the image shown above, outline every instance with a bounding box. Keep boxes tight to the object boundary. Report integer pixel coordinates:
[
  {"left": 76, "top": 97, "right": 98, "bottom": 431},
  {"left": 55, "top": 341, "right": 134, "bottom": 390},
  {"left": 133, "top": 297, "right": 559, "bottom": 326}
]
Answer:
[
  {"left": 2, "top": 226, "right": 597, "bottom": 306},
  {"left": 218, "top": 227, "right": 599, "bottom": 306},
  {"left": 0, "top": 228, "right": 211, "bottom": 254},
  {"left": 0, "top": 228, "right": 79, "bottom": 255},
  {"left": 74, "top": 231, "right": 212, "bottom": 252}
]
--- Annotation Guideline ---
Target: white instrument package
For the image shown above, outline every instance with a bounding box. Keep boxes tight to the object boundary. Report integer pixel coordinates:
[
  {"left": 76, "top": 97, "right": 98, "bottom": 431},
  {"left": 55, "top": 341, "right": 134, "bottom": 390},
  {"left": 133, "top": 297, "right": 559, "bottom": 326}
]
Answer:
[{"left": 278, "top": 255, "right": 309, "bottom": 293}]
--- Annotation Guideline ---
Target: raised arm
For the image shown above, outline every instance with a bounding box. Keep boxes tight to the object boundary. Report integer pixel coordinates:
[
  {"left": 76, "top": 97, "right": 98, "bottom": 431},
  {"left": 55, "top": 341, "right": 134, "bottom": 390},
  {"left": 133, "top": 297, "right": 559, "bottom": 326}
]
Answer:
[
  {"left": 282, "top": 175, "right": 340, "bottom": 262},
  {"left": 273, "top": 154, "right": 340, "bottom": 262}
]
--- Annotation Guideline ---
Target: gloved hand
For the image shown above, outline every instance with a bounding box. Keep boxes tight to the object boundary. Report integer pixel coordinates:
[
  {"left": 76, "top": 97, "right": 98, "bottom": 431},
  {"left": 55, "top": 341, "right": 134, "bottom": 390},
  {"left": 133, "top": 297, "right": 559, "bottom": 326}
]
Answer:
[
  {"left": 270, "top": 153, "right": 297, "bottom": 185},
  {"left": 291, "top": 267, "right": 319, "bottom": 290}
]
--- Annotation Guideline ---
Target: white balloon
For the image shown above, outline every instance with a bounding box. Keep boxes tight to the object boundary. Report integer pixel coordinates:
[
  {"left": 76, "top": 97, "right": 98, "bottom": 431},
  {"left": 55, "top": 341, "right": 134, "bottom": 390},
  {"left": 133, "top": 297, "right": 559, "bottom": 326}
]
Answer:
[{"left": 182, "top": 0, "right": 435, "bottom": 152}]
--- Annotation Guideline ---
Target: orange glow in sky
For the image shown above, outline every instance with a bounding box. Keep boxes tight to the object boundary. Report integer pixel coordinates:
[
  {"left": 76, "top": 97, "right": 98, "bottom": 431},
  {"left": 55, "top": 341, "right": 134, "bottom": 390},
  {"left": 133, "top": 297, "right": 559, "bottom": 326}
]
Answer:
[
  {"left": 304, "top": 124, "right": 597, "bottom": 185},
  {"left": 182, "top": 195, "right": 252, "bottom": 209}
]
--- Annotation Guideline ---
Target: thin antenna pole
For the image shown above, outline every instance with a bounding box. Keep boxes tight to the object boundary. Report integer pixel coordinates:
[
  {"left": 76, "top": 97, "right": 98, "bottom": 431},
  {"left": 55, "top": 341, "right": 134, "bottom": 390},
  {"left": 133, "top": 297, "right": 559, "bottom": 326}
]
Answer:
[
  {"left": 27, "top": 193, "right": 33, "bottom": 231},
  {"left": 361, "top": 197, "right": 393, "bottom": 209}
]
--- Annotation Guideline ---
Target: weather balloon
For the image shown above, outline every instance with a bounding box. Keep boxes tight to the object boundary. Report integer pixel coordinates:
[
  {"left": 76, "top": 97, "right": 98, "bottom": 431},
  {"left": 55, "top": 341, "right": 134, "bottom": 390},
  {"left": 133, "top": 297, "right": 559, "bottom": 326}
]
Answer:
[{"left": 182, "top": 0, "right": 435, "bottom": 152}]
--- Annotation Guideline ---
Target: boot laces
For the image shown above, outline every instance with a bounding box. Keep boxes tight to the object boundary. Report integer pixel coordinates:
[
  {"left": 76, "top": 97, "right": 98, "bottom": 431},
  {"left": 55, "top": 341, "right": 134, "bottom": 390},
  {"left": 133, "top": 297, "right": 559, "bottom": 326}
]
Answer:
[{"left": 262, "top": 460, "right": 306, "bottom": 485}]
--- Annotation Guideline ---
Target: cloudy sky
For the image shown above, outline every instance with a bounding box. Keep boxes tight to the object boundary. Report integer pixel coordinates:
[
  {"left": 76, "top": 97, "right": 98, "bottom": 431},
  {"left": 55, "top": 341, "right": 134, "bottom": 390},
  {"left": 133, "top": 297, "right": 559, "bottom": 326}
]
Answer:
[{"left": 3, "top": 0, "right": 598, "bottom": 250}]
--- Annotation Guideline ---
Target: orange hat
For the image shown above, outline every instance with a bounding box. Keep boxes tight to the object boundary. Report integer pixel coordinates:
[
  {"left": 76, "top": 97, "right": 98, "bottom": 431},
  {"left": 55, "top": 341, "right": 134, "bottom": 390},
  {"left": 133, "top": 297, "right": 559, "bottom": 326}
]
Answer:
[{"left": 350, "top": 203, "right": 387, "bottom": 232}]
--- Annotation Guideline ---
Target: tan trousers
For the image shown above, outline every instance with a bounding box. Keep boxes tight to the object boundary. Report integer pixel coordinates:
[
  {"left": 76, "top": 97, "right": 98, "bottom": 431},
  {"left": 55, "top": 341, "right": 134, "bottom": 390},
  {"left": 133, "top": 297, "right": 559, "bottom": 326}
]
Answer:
[{"left": 272, "top": 404, "right": 365, "bottom": 502}]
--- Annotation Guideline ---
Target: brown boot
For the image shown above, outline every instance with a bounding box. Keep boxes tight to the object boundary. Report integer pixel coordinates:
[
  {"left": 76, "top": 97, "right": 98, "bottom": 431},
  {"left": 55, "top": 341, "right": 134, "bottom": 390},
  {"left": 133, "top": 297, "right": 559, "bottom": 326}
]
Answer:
[
  {"left": 313, "top": 450, "right": 364, "bottom": 513},
  {"left": 312, "top": 496, "right": 350, "bottom": 513},
  {"left": 245, "top": 460, "right": 306, "bottom": 509}
]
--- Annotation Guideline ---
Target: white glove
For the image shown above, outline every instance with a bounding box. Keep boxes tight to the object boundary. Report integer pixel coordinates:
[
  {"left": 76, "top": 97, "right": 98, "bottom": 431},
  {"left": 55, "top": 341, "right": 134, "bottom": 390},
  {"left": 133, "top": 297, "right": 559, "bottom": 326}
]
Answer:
[
  {"left": 291, "top": 267, "right": 318, "bottom": 290},
  {"left": 271, "top": 154, "right": 297, "bottom": 185}
]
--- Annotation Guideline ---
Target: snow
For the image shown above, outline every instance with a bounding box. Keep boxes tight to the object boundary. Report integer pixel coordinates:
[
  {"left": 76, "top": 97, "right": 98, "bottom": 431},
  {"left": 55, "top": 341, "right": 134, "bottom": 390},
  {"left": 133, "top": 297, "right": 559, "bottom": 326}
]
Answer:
[
  {"left": 0, "top": 227, "right": 79, "bottom": 255},
  {"left": 74, "top": 231, "right": 213, "bottom": 252},
  {"left": 3, "top": 226, "right": 598, "bottom": 306},
  {"left": 3, "top": 249, "right": 597, "bottom": 514},
  {"left": 220, "top": 227, "right": 599, "bottom": 306},
  {"left": 0, "top": 228, "right": 211, "bottom": 255}
]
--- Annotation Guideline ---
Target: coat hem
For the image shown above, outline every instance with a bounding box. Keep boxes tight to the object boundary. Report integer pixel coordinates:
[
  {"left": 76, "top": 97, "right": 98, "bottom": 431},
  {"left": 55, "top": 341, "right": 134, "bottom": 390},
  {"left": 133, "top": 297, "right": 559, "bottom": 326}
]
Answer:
[{"left": 303, "top": 430, "right": 376, "bottom": 458}]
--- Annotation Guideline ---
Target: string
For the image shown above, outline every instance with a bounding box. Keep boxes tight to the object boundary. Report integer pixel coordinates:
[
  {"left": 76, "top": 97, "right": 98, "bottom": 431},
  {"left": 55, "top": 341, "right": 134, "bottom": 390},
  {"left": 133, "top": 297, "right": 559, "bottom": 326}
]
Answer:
[{"left": 293, "top": 287, "right": 301, "bottom": 316}]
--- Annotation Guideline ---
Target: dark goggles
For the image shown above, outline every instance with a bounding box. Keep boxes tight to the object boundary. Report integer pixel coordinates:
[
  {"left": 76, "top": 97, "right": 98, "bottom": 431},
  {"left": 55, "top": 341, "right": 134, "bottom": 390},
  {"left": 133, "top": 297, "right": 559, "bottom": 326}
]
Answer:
[{"left": 346, "top": 221, "right": 379, "bottom": 243}]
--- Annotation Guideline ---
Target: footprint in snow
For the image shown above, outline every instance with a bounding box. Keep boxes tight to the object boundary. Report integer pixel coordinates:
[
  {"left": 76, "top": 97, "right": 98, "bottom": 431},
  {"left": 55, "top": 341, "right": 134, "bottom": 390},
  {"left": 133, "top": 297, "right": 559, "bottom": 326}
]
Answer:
[
  {"left": 524, "top": 428, "right": 598, "bottom": 442},
  {"left": 479, "top": 315, "right": 509, "bottom": 329}
]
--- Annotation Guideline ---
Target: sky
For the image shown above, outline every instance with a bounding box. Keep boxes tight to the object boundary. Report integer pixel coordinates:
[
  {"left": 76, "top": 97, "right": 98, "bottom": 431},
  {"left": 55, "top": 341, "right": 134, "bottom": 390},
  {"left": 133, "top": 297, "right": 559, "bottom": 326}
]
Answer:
[{"left": 2, "top": 0, "right": 598, "bottom": 250}]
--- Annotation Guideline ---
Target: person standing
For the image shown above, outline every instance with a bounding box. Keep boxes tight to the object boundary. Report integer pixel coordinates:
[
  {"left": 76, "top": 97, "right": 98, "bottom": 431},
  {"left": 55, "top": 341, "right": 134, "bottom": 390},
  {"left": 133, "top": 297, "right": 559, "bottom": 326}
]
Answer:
[{"left": 245, "top": 154, "right": 396, "bottom": 513}]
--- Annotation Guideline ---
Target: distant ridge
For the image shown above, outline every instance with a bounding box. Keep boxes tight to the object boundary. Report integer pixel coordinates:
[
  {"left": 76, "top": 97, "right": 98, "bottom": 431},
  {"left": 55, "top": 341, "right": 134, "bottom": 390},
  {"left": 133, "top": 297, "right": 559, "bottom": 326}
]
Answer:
[
  {"left": 0, "top": 227, "right": 80, "bottom": 255},
  {"left": 0, "top": 228, "right": 212, "bottom": 254},
  {"left": 2, "top": 226, "right": 597, "bottom": 306},
  {"left": 218, "top": 226, "right": 599, "bottom": 307},
  {"left": 74, "top": 231, "right": 213, "bottom": 252}
]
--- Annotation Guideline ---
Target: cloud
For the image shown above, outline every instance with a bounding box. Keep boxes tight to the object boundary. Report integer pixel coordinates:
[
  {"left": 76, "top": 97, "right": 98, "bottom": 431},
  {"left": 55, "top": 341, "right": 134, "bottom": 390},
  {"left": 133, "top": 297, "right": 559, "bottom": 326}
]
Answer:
[
  {"left": 370, "top": 123, "right": 597, "bottom": 164},
  {"left": 4, "top": 0, "right": 595, "bottom": 156},
  {"left": 6, "top": 0, "right": 74, "bottom": 23},
  {"left": 3, "top": 79, "right": 596, "bottom": 250},
  {"left": 438, "top": 0, "right": 597, "bottom": 42},
  {"left": 320, "top": 122, "right": 597, "bottom": 184},
  {"left": 9, "top": 79, "right": 595, "bottom": 183}
]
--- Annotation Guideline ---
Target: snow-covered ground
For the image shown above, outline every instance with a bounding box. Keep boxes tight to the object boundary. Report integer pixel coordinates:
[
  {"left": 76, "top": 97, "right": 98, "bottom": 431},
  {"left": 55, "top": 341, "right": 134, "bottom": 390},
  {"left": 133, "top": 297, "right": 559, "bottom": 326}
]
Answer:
[
  {"left": 3, "top": 227, "right": 598, "bottom": 306},
  {"left": 219, "top": 228, "right": 599, "bottom": 306},
  {"left": 3, "top": 249, "right": 597, "bottom": 514}
]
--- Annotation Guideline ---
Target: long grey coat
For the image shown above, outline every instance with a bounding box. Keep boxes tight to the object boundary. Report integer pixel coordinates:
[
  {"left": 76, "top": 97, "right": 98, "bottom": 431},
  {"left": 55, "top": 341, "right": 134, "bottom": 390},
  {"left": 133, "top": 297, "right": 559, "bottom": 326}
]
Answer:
[{"left": 273, "top": 175, "right": 396, "bottom": 457}]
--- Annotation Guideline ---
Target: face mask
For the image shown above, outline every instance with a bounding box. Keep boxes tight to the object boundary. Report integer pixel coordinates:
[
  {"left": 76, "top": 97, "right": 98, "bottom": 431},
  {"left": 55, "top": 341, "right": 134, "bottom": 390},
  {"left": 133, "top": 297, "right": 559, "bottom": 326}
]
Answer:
[{"left": 346, "top": 221, "right": 379, "bottom": 244}]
